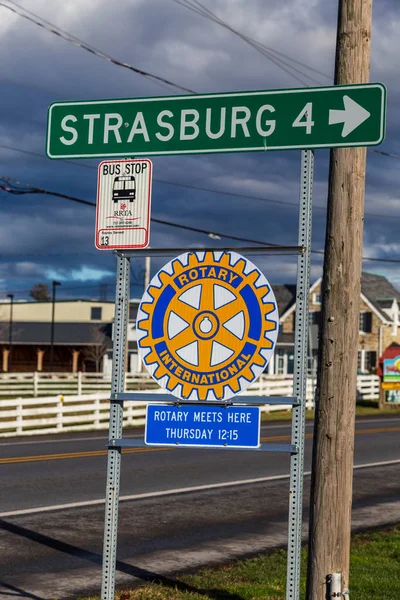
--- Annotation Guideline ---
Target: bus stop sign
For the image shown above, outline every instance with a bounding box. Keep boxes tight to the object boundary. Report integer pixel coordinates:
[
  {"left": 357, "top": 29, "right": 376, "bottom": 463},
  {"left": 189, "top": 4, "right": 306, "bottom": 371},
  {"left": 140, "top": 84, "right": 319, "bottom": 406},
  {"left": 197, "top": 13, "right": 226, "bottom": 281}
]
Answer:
[{"left": 95, "top": 158, "right": 152, "bottom": 250}]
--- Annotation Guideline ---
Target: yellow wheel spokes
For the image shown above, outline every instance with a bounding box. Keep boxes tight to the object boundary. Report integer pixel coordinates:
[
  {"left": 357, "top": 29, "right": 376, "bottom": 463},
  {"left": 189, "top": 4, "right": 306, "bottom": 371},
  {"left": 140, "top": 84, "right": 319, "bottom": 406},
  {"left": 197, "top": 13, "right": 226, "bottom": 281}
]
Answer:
[
  {"left": 199, "top": 278, "right": 215, "bottom": 312},
  {"left": 216, "top": 298, "right": 243, "bottom": 322},
  {"left": 165, "top": 279, "right": 249, "bottom": 370},
  {"left": 198, "top": 338, "right": 214, "bottom": 371},
  {"left": 168, "top": 326, "right": 196, "bottom": 356},
  {"left": 138, "top": 250, "right": 279, "bottom": 401},
  {"left": 216, "top": 327, "right": 243, "bottom": 355},
  {"left": 173, "top": 299, "right": 198, "bottom": 324}
]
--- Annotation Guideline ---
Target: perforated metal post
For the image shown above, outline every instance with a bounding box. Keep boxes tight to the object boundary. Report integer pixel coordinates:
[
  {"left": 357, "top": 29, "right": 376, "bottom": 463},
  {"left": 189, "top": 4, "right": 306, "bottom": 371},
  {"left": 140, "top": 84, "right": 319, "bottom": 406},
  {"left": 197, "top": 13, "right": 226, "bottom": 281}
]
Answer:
[
  {"left": 101, "top": 253, "right": 130, "bottom": 600},
  {"left": 286, "top": 150, "right": 314, "bottom": 600}
]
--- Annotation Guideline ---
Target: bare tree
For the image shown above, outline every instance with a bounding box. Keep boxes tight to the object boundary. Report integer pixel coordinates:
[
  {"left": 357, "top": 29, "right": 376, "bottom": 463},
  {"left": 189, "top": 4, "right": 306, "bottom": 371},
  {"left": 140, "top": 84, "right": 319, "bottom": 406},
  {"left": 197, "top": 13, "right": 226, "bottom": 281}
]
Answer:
[
  {"left": 30, "top": 283, "right": 51, "bottom": 301},
  {"left": 83, "top": 327, "right": 109, "bottom": 372},
  {"left": 0, "top": 307, "right": 10, "bottom": 343},
  {"left": 0, "top": 307, "right": 12, "bottom": 371}
]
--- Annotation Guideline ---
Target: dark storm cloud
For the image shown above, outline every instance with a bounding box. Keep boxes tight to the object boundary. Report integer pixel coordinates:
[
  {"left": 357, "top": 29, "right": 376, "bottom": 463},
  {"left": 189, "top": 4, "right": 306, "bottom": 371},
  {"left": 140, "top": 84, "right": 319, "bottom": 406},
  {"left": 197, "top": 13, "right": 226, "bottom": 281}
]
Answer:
[{"left": 0, "top": 0, "right": 398, "bottom": 299}]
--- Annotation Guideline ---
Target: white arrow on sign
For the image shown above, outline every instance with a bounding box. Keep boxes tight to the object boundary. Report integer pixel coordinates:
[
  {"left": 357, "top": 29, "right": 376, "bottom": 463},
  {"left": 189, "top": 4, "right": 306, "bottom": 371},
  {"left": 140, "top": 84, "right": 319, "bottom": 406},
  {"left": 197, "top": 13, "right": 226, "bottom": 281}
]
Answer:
[{"left": 329, "top": 95, "right": 371, "bottom": 138}]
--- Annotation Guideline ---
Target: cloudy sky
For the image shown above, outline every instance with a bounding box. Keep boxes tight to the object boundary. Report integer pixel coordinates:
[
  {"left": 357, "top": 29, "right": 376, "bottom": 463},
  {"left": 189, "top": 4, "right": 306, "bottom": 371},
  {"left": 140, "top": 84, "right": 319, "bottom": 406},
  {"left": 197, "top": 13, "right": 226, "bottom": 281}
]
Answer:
[{"left": 0, "top": 0, "right": 399, "bottom": 302}]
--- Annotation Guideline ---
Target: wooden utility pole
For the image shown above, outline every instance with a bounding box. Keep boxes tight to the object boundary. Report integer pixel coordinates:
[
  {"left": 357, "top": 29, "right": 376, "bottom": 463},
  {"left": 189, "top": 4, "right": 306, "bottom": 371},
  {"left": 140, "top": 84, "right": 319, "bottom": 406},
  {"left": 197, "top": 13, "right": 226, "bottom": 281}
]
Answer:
[{"left": 306, "top": 1, "right": 373, "bottom": 598}]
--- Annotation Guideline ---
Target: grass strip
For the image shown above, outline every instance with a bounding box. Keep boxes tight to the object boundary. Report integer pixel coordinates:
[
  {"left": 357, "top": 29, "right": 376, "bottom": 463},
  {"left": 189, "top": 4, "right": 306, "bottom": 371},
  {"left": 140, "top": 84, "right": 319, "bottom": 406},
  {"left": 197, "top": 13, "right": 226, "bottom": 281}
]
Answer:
[{"left": 80, "top": 525, "right": 400, "bottom": 600}]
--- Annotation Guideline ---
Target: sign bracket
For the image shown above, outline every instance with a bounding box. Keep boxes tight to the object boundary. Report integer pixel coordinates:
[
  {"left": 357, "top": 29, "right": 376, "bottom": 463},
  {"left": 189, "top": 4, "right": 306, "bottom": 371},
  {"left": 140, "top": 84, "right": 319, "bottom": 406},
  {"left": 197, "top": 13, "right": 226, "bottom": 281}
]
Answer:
[
  {"left": 108, "top": 438, "right": 298, "bottom": 453},
  {"left": 101, "top": 253, "right": 130, "bottom": 600},
  {"left": 111, "top": 392, "right": 300, "bottom": 406},
  {"left": 286, "top": 150, "right": 314, "bottom": 600},
  {"left": 121, "top": 245, "right": 306, "bottom": 257}
]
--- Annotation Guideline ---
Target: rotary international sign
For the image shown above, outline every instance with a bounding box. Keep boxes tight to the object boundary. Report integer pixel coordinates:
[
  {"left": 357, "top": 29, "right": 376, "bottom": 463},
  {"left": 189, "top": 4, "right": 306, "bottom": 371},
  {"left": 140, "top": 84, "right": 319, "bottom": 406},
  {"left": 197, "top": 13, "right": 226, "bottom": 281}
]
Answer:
[{"left": 137, "top": 250, "right": 279, "bottom": 401}]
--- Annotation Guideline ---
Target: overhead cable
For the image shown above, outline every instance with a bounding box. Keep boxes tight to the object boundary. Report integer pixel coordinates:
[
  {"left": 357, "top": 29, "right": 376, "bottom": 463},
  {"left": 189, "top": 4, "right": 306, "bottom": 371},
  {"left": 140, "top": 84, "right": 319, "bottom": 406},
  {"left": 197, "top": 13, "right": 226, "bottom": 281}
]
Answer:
[
  {"left": 1, "top": 145, "right": 399, "bottom": 222},
  {"left": 372, "top": 149, "right": 400, "bottom": 160},
  {"left": 1, "top": 176, "right": 400, "bottom": 263},
  {"left": 0, "top": 176, "right": 278, "bottom": 246},
  {"left": 0, "top": 0, "right": 195, "bottom": 93},
  {"left": 170, "top": 0, "right": 332, "bottom": 86},
  {"left": 2, "top": 0, "right": 328, "bottom": 90}
]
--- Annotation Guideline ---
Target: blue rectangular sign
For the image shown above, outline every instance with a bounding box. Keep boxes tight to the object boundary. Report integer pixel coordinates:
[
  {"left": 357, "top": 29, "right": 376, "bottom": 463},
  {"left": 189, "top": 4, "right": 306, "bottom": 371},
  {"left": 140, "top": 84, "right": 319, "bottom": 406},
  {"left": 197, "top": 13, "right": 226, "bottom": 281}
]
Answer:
[{"left": 145, "top": 404, "right": 261, "bottom": 448}]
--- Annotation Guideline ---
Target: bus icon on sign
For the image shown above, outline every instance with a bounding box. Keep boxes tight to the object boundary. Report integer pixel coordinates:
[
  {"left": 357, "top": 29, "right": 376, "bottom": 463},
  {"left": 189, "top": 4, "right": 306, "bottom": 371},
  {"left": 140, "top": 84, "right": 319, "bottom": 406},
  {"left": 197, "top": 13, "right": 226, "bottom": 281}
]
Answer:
[{"left": 113, "top": 176, "right": 136, "bottom": 202}]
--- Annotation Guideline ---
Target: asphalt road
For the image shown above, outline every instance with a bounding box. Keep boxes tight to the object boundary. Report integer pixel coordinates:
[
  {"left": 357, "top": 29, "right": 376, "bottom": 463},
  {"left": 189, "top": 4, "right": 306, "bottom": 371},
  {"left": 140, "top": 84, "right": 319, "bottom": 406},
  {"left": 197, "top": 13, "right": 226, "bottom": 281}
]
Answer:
[{"left": 0, "top": 416, "right": 399, "bottom": 600}]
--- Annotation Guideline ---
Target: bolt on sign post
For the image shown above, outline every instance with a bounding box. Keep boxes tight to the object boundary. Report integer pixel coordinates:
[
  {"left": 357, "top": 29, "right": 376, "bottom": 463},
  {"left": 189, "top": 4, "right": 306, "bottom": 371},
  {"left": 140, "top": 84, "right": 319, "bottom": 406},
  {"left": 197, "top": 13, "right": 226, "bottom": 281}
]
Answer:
[{"left": 46, "top": 79, "right": 386, "bottom": 600}]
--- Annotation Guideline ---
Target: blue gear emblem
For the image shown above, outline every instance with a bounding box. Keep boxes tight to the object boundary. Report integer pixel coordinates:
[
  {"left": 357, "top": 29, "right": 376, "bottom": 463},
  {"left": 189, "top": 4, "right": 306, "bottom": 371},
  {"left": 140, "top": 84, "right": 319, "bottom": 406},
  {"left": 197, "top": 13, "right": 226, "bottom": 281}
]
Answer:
[{"left": 137, "top": 251, "right": 279, "bottom": 401}]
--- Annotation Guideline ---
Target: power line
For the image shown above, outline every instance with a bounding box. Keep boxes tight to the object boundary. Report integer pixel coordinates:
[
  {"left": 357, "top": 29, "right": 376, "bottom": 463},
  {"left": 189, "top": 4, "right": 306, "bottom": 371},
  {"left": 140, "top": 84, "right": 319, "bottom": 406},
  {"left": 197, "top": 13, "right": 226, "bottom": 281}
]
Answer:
[
  {"left": 0, "top": 281, "right": 115, "bottom": 296},
  {"left": 150, "top": 175, "right": 400, "bottom": 222},
  {"left": 0, "top": 1, "right": 394, "bottom": 168},
  {"left": 170, "top": 0, "right": 332, "bottom": 86},
  {"left": 179, "top": 0, "right": 331, "bottom": 79},
  {"left": 0, "top": 143, "right": 311, "bottom": 210},
  {"left": 1, "top": 176, "right": 400, "bottom": 263},
  {"left": 372, "top": 149, "right": 400, "bottom": 160},
  {"left": 0, "top": 252, "right": 100, "bottom": 257},
  {"left": 0, "top": 1, "right": 195, "bottom": 94},
  {"left": 1, "top": 144, "right": 399, "bottom": 221},
  {"left": 173, "top": 0, "right": 310, "bottom": 86},
  {"left": 0, "top": 277, "right": 147, "bottom": 297},
  {"left": 309, "top": 248, "right": 400, "bottom": 264},
  {"left": 150, "top": 217, "right": 281, "bottom": 246},
  {"left": 0, "top": 143, "right": 96, "bottom": 171},
  {"left": 0, "top": 176, "right": 279, "bottom": 246},
  {"left": 1, "top": 0, "right": 329, "bottom": 90},
  {"left": 1, "top": 7, "right": 396, "bottom": 269}
]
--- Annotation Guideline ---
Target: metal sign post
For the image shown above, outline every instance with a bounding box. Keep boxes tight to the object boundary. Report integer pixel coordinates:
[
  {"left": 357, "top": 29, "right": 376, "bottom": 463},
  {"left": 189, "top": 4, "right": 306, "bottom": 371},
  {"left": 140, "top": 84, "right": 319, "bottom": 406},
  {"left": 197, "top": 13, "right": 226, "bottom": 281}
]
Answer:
[
  {"left": 99, "top": 150, "right": 313, "bottom": 599},
  {"left": 101, "top": 253, "right": 130, "bottom": 600},
  {"left": 286, "top": 150, "right": 314, "bottom": 600},
  {"left": 100, "top": 246, "right": 304, "bottom": 600}
]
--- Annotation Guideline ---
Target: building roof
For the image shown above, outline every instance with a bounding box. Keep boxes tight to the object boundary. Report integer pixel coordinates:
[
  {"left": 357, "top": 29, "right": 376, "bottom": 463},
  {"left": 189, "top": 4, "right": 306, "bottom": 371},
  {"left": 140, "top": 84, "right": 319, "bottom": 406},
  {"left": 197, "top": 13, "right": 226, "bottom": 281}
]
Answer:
[
  {"left": 361, "top": 272, "right": 400, "bottom": 302},
  {"left": 0, "top": 298, "right": 141, "bottom": 306},
  {"left": 273, "top": 284, "right": 296, "bottom": 316},
  {"left": 376, "top": 299, "right": 395, "bottom": 309},
  {"left": 276, "top": 332, "right": 295, "bottom": 346},
  {"left": 278, "top": 272, "right": 400, "bottom": 324},
  {"left": 361, "top": 272, "right": 400, "bottom": 321},
  {"left": 2, "top": 273, "right": 398, "bottom": 346},
  {"left": 0, "top": 322, "right": 112, "bottom": 346}
]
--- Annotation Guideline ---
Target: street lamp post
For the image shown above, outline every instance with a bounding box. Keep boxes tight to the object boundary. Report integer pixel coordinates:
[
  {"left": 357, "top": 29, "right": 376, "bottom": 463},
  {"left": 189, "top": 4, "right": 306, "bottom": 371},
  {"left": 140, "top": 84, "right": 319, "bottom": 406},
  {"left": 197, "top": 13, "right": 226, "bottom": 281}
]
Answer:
[
  {"left": 50, "top": 281, "right": 61, "bottom": 373},
  {"left": 6, "top": 293, "right": 13, "bottom": 372}
]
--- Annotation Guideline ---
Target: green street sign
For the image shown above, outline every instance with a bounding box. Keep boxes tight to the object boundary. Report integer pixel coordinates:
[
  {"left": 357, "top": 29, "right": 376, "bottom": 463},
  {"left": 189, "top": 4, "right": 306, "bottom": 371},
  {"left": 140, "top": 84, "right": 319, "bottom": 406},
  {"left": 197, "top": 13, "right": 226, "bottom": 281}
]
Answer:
[{"left": 46, "top": 83, "right": 386, "bottom": 159}]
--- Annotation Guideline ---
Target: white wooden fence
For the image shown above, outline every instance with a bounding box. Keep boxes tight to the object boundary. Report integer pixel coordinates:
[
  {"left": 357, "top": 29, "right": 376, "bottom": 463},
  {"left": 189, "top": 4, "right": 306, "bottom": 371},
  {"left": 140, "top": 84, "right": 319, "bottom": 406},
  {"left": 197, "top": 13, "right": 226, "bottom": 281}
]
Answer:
[
  {"left": 0, "top": 371, "right": 158, "bottom": 398},
  {"left": 0, "top": 374, "right": 379, "bottom": 438},
  {"left": 0, "top": 372, "right": 380, "bottom": 401},
  {"left": 356, "top": 374, "right": 380, "bottom": 400}
]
